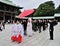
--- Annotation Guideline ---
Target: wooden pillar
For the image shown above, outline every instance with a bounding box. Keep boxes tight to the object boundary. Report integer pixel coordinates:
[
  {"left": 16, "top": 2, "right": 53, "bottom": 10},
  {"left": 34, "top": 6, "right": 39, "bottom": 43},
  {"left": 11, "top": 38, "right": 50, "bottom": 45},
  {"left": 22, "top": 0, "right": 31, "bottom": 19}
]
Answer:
[
  {"left": 14, "top": 14, "right": 16, "bottom": 21},
  {"left": 3, "top": 5, "right": 6, "bottom": 22},
  {"left": 3, "top": 12, "right": 5, "bottom": 21},
  {"left": 11, "top": 14, "right": 13, "bottom": 23}
]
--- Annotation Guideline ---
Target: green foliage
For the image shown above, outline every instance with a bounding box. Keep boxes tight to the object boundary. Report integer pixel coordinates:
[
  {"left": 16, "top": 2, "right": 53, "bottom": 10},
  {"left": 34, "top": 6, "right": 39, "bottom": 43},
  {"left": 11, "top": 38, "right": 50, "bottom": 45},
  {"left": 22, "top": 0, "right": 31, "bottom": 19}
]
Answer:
[
  {"left": 55, "top": 5, "right": 60, "bottom": 13},
  {"left": 34, "top": 1, "right": 55, "bottom": 17},
  {"left": 17, "top": 10, "right": 21, "bottom": 15},
  {"left": 26, "top": 9, "right": 36, "bottom": 17}
]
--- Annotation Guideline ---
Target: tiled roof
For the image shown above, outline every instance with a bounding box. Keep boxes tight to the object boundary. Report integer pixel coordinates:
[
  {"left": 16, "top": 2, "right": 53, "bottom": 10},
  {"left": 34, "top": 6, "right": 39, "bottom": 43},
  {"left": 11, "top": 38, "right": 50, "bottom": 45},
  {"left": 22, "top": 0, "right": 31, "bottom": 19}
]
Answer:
[{"left": 0, "top": 0, "right": 23, "bottom": 9}]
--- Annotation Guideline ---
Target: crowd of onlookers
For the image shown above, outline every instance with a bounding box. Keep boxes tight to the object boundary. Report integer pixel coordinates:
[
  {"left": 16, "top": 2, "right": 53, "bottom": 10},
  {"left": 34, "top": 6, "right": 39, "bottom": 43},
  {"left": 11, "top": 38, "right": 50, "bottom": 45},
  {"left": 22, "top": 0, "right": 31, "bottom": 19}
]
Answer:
[
  {"left": 0, "top": 19, "right": 58, "bottom": 33},
  {"left": 0, "top": 18, "right": 58, "bottom": 43},
  {"left": 11, "top": 18, "right": 58, "bottom": 43},
  {"left": 21, "top": 19, "right": 58, "bottom": 33}
]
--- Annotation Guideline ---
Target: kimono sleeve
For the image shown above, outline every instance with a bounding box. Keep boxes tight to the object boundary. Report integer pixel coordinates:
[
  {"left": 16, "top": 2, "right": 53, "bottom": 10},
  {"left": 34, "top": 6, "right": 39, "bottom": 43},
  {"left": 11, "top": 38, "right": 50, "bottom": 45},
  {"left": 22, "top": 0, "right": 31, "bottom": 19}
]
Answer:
[
  {"left": 20, "top": 25, "right": 24, "bottom": 37},
  {"left": 11, "top": 24, "right": 16, "bottom": 36}
]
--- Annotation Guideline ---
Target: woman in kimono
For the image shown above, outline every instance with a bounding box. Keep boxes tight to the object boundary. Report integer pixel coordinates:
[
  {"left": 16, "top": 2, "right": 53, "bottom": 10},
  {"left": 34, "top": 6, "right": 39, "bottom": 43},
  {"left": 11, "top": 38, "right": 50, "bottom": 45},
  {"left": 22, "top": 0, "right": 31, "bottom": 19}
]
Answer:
[
  {"left": 11, "top": 21, "right": 16, "bottom": 42},
  {"left": 18, "top": 21, "right": 24, "bottom": 37},
  {"left": 11, "top": 20, "right": 24, "bottom": 43},
  {"left": 27, "top": 18, "right": 33, "bottom": 37}
]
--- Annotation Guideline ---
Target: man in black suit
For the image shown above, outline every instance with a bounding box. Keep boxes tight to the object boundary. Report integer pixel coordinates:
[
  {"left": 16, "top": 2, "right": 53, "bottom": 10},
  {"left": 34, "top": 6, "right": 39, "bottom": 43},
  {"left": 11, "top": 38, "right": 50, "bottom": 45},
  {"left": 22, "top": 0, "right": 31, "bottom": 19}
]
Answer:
[
  {"left": 42, "top": 20, "right": 45, "bottom": 31},
  {"left": 38, "top": 20, "right": 42, "bottom": 33},
  {"left": 33, "top": 20, "right": 38, "bottom": 32},
  {"left": 49, "top": 20, "right": 54, "bottom": 40},
  {"left": 22, "top": 20, "right": 27, "bottom": 35}
]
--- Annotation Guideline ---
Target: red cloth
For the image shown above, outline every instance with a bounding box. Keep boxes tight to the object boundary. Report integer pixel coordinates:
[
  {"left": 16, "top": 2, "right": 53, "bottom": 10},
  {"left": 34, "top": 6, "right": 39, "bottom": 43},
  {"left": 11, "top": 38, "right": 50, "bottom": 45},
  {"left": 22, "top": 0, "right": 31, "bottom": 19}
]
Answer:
[
  {"left": 11, "top": 36, "right": 17, "bottom": 41},
  {"left": 16, "top": 34, "right": 22, "bottom": 43}
]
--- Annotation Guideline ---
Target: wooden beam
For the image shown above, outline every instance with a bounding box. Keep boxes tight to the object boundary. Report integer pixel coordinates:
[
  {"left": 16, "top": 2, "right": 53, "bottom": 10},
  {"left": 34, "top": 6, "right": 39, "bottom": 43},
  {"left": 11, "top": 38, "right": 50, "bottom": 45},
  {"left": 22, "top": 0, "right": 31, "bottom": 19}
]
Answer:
[{"left": 0, "top": 10, "right": 17, "bottom": 14}]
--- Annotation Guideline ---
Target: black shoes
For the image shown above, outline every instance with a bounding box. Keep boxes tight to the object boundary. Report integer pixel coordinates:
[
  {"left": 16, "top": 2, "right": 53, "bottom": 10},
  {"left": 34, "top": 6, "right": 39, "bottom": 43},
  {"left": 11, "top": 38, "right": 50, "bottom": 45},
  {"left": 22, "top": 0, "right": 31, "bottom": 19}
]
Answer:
[{"left": 50, "top": 39, "right": 53, "bottom": 40}]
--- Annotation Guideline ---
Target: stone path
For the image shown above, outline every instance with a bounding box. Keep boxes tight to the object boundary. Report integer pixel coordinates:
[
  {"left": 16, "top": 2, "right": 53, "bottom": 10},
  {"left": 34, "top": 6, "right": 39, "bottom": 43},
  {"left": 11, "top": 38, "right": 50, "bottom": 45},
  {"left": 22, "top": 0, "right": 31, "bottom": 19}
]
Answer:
[{"left": 0, "top": 23, "right": 60, "bottom": 46}]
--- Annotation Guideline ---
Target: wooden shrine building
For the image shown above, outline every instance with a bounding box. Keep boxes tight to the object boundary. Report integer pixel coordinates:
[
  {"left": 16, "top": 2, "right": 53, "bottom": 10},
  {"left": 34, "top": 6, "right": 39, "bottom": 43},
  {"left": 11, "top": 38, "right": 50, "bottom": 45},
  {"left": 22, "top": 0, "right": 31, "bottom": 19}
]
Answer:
[{"left": 0, "top": 0, "right": 22, "bottom": 22}]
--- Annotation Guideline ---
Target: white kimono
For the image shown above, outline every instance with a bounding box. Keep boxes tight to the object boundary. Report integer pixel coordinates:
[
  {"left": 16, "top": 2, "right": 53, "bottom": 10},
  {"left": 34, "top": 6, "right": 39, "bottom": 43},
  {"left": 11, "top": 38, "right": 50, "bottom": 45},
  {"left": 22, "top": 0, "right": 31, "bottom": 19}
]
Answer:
[
  {"left": 18, "top": 24, "right": 24, "bottom": 37},
  {"left": 11, "top": 23, "right": 24, "bottom": 37},
  {"left": 27, "top": 22, "right": 33, "bottom": 36},
  {"left": 11, "top": 23, "right": 16, "bottom": 36}
]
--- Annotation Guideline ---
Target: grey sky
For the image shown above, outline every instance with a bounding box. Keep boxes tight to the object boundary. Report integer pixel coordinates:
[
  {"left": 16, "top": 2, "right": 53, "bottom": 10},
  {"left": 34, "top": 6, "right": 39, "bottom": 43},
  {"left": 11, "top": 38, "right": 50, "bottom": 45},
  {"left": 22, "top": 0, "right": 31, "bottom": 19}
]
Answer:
[{"left": 10, "top": 0, "right": 60, "bottom": 11}]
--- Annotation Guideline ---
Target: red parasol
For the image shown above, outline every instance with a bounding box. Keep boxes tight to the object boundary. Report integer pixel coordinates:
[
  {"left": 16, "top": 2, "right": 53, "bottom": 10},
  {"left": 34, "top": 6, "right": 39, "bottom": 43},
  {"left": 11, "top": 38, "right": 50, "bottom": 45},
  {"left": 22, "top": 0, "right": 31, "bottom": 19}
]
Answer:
[{"left": 18, "top": 9, "right": 34, "bottom": 18}]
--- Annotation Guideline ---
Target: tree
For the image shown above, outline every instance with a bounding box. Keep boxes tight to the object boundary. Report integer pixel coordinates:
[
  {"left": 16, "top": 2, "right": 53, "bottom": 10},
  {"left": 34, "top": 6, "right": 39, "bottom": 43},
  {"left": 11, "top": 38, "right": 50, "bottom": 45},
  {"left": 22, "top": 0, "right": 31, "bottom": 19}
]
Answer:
[
  {"left": 17, "top": 9, "right": 21, "bottom": 15},
  {"left": 33, "top": 1, "right": 55, "bottom": 17},
  {"left": 26, "top": 9, "right": 36, "bottom": 17},
  {"left": 55, "top": 5, "right": 60, "bottom": 13}
]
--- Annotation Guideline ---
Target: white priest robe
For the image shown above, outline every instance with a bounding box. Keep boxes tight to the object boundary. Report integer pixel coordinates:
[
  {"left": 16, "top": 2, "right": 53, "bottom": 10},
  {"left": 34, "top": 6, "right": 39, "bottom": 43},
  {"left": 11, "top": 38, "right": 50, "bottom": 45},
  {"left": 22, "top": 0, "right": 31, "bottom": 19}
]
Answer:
[{"left": 27, "top": 22, "right": 33, "bottom": 36}]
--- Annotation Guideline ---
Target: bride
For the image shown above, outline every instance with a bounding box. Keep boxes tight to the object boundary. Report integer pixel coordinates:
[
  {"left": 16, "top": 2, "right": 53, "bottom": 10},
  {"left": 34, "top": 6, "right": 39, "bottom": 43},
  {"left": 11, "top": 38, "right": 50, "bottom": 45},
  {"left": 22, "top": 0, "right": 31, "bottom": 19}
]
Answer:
[{"left": 26, "top": 18, "right": 33, "bottom": 37}]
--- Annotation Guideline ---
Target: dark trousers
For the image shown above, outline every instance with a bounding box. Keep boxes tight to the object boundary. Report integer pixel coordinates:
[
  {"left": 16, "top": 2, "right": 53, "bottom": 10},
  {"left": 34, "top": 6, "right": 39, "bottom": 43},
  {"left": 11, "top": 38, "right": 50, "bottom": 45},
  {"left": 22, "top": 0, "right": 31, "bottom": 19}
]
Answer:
[
  {"left": 38, "top": 26, "right": 41, "bottom": 33},
  {"left": 24, "top": 27, "right": 27, "bottom": 35},
  {"left": 50, "top": 30, "right": 53, "bottom": 40},
  {"left": 3, "top": 24, "right": 5, "bottom": 29},
  {"left": 0, "top": 27, "right": 2, "bottom": 31},
  {"left": 43, "top": 25, "right": 45, "bottom": 31},
  {"left": 24, "top": 30, "right": 27, "bottom": 35}
]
